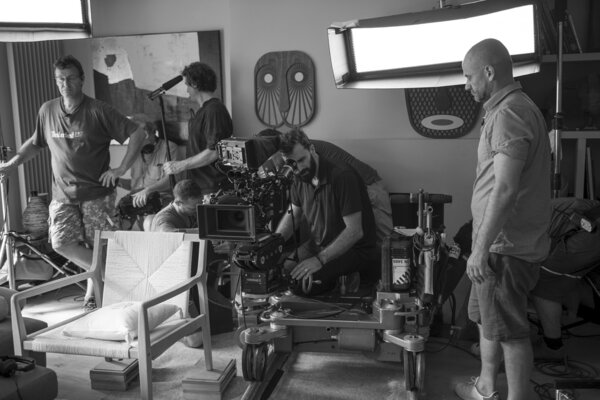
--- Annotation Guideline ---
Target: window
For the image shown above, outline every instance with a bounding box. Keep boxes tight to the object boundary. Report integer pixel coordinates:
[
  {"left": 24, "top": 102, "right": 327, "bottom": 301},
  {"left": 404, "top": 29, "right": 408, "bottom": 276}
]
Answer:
[{"left": 0, "top": 0, "right": 90, "bottom": 42}]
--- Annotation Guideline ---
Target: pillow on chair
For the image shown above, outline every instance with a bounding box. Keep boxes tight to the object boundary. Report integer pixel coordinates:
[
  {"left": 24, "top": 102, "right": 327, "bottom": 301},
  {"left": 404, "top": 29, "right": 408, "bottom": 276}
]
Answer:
[{"left": 62, "top": 301, "right": 181, "bottom": 344}]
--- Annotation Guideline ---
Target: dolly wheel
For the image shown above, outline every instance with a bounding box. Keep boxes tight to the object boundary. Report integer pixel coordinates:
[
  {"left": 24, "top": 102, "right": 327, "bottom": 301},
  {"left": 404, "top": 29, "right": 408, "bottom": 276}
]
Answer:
[
  {"left": 252, "top": 343, "right": 269, "bottom": 382},
  {"left": 242, "top": 344, "right": 256, "bottom": 381},
  {"left": 403, "top": 350, "right": 425, "bottom": 399}
]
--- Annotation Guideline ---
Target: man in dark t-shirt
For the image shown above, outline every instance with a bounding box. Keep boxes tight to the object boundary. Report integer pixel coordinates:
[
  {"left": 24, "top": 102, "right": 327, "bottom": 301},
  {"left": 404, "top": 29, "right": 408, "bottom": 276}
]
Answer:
[
  {"left": 275, "top": 129, "right": 378, "bottom": 295},
  {"left": 0, "top": 55, "right": 145, "bottom": 309},
  {"left": 162, "top": 62, "right": 232, "bottom": 195},
  {"left": 257, "top": 129, "right": 392, "bottom": 244}
]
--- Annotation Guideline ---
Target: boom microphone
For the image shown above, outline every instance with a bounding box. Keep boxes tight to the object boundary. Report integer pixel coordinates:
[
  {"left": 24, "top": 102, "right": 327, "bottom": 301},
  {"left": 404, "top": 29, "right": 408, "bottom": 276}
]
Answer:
[{"left": 147, "top": 75, "right": 183, "bottom": 100}]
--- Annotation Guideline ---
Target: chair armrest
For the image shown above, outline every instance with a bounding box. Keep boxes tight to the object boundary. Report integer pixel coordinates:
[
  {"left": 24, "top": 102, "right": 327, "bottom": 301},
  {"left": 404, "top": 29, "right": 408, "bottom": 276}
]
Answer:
[
  {"left": 137, "top": 272, "right": 206, "bottom": 352},
  {"left": 140, "top": 273, "right": 204, "bottom": 311},
  {"left": 11, "top": 270, "right": 96, "bottom": 312},
  {"left": 10, "top": 270, "right": 98, "bottom": 354}
]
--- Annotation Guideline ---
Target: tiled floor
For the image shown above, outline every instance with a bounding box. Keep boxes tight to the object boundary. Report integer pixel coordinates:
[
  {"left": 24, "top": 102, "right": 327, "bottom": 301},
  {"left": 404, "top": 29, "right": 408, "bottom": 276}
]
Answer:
[{"left": 18, "top": 285, "right": 600, "bottom": 399}]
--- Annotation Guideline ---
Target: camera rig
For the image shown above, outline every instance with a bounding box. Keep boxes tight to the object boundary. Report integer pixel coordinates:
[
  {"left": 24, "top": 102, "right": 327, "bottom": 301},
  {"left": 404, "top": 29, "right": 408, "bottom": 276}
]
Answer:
[
  {"left": 198, "top": 137, "right": 294, "bottom": 301},
  {"left": 195, "top": 138, "right": 459, "bottom": 399},
  {"left": 198, "top": 137, "right": 292, "bottom": 242}
]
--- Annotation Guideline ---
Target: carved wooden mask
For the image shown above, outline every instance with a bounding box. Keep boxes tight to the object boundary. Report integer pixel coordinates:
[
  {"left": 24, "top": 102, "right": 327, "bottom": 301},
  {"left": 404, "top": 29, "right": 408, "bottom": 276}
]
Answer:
[{"left": 255, "top": 51, "right": 316, "bottom": 128}]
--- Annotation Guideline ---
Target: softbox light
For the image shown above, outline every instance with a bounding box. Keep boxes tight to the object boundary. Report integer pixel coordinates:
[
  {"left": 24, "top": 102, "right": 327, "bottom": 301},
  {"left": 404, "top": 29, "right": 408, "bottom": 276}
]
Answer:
[{"left": 327, "top": 0, "right": 541, "bottom": 89}]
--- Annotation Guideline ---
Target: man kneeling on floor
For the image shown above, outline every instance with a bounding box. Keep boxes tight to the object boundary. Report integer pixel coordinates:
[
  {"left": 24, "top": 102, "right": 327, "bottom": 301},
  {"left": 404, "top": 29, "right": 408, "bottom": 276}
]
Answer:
[
  {"left": 275, "top": 128, "right": 379, "bottom": 296},
  {"left": 149, "top": 179, "right": 205, "bottom": 347}
]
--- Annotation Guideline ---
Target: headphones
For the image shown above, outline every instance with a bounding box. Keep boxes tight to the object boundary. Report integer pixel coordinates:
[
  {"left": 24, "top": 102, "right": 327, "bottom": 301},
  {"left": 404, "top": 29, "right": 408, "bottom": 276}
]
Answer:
[{"left": 0, "top": 356, "right": 36, "bottom": 377}]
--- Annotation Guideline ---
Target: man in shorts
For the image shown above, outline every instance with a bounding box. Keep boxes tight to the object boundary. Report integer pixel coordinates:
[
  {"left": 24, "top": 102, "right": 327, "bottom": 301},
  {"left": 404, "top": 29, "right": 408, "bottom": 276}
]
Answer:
[
  {"left": 455, "top": 39, "right": 551, "bottom": 400},
  {"left": 0, "top": 55, "right": 145, "bottom": 309}
]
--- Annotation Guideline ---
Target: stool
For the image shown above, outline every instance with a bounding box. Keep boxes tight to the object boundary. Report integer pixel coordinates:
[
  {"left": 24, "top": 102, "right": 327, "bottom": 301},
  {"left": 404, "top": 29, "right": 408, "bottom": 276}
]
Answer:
[{"left": 0, "top": 364, "right": 57, "bottom": 400}]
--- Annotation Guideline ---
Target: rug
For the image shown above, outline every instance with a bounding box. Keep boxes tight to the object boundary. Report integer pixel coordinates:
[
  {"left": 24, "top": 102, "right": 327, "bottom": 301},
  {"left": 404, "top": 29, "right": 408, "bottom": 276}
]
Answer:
[{"left": 48, "top": 333, "right": 247, "bottom": 400}]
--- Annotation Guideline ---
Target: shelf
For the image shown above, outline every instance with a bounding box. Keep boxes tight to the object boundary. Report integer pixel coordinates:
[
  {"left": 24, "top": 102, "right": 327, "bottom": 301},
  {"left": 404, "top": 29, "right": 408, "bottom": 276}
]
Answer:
[
  {"left": 561, "top": 130, "right": 600, "bottom": 139},
  {"left": 558, "top": 131, "right": 599, "bottom": 198},
  {"left": 542, "top": 52, "right": 600, "bottom": 63}
]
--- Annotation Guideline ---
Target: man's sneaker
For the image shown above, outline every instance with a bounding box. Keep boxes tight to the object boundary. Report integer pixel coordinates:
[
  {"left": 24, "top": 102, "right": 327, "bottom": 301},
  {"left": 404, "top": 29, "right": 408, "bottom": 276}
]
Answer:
[
  {"left": 533, "top": 339, "right": 566, "bottom": 362},
  {"left": 82, "top": 296, "right": 97, "bottom": 311},
  {"left": 454, "top": 377, "right": 500, "bottom": 400}
]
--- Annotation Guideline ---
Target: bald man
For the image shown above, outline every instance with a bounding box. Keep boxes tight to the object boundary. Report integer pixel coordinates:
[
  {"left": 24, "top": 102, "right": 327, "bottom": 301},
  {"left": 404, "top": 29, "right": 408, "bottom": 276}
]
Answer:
[{"left": 455, "top": 39, "right": 551, "bottom": 400}]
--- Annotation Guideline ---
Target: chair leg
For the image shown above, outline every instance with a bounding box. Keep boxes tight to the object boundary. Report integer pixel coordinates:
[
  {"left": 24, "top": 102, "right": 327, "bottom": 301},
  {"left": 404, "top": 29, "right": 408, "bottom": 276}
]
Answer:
[
  {"left": 197, "top": 283, "right": 213, "bottom": 371},
  {"left": 203, "top": 323, "right": 213, "bottom": 371},
  {"left": 138, "top": 353, "right": 153, "bottom": 400}
]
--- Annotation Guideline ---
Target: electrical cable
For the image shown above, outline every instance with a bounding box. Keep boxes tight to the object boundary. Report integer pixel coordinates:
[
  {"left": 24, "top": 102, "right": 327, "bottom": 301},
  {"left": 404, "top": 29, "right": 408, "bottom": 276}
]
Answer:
[
  {"left": 279, "top": 294, "right": 370, "bottom": 320},
  {"left": 423, "top": 337, "right": 480, "bottom": 360},
  {"left": 530, "top": 356, "right": 599, "bottom": 400},
  {"left": 534, "top": 358, "right": 598, "bottom": 380}
]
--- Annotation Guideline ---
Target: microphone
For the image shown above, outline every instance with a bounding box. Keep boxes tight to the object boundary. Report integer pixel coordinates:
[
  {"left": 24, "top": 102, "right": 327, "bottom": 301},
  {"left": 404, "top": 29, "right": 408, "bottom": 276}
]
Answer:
[{"left": 147, "top": 75, "right": 183, "bottom": 100}]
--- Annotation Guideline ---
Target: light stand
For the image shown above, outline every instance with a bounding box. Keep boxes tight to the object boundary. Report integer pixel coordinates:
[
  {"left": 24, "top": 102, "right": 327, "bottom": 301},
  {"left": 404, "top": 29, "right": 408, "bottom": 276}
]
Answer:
[
  {"left": 552, "top": 0, "right": 567, "bottom": 198},
  {"left": 148, "top": 91, "right": 177, "bottom": 190},
  {"left": 0, "top": 146, "right": 16, "bottom": 289}
]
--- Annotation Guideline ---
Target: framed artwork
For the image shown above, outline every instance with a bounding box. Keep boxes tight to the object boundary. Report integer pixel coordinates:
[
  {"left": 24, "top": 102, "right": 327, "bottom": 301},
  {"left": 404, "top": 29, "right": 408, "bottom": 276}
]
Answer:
[{"left": 90, "top": 30, "right": 223, "bottom": 143}]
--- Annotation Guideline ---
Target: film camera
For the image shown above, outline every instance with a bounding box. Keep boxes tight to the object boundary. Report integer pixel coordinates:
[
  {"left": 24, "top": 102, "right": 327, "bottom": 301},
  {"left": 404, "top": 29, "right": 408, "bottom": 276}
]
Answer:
[{"left": 198, "top": 137, "right": 294, "bottom": 294}]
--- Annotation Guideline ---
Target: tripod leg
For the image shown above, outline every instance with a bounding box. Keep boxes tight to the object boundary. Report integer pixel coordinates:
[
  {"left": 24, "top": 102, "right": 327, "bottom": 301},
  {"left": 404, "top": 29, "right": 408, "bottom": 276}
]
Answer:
[
  {"left": 2, "top": 235, "right": 16, "bottom": 289},
  {"left": 0, "top": 233, "right": 7, "bottom": 270},
  {"left": 0, "top": 176, "right": 16, "bottom": 289}
]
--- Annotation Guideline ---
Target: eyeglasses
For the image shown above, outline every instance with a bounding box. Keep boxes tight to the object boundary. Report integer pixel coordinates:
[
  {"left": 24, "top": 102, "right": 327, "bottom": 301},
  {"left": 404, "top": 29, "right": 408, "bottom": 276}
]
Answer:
[{"left": 54, "top": 75, "right": 81, "bottom": 84}]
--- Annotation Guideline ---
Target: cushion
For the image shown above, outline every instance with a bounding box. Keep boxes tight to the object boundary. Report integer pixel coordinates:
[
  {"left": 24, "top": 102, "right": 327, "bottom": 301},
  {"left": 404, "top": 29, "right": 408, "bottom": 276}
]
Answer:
[{"left": 62, "top": 301, "right": 181, "bottom": 344}]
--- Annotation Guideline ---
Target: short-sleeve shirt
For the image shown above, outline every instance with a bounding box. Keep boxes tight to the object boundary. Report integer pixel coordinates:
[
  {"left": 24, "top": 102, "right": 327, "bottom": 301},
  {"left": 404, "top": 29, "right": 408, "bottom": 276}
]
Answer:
[
  {"left": 31, "top": 95, "right": 138, "bottom": 202},
  {"left": 289, "top": 156, "right": 376, "bottom": 251},
  {"left": 150, "top": 203, "right": 197, "bottom": 232},
  {"left": 186, "top": 98, "right": 233, "bottom": 194},
  {"left": 471, "top": 82, "right": 551, "bottom": 262}
]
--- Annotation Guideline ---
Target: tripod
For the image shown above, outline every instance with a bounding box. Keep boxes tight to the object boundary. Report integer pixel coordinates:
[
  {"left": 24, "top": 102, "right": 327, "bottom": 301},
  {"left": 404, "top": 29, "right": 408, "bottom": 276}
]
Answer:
[
  {"left": 0, "top": 145, "right": 16, "bottom": 289},
  {"left": 0, "top": 146, "right": 84, "bottom": 290}
]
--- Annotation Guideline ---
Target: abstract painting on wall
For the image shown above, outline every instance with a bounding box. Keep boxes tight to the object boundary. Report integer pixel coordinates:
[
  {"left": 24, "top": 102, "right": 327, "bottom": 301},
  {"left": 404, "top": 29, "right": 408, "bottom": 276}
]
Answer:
[{"left": 90, "top": 30, "right": 223, "bottom": 142}]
